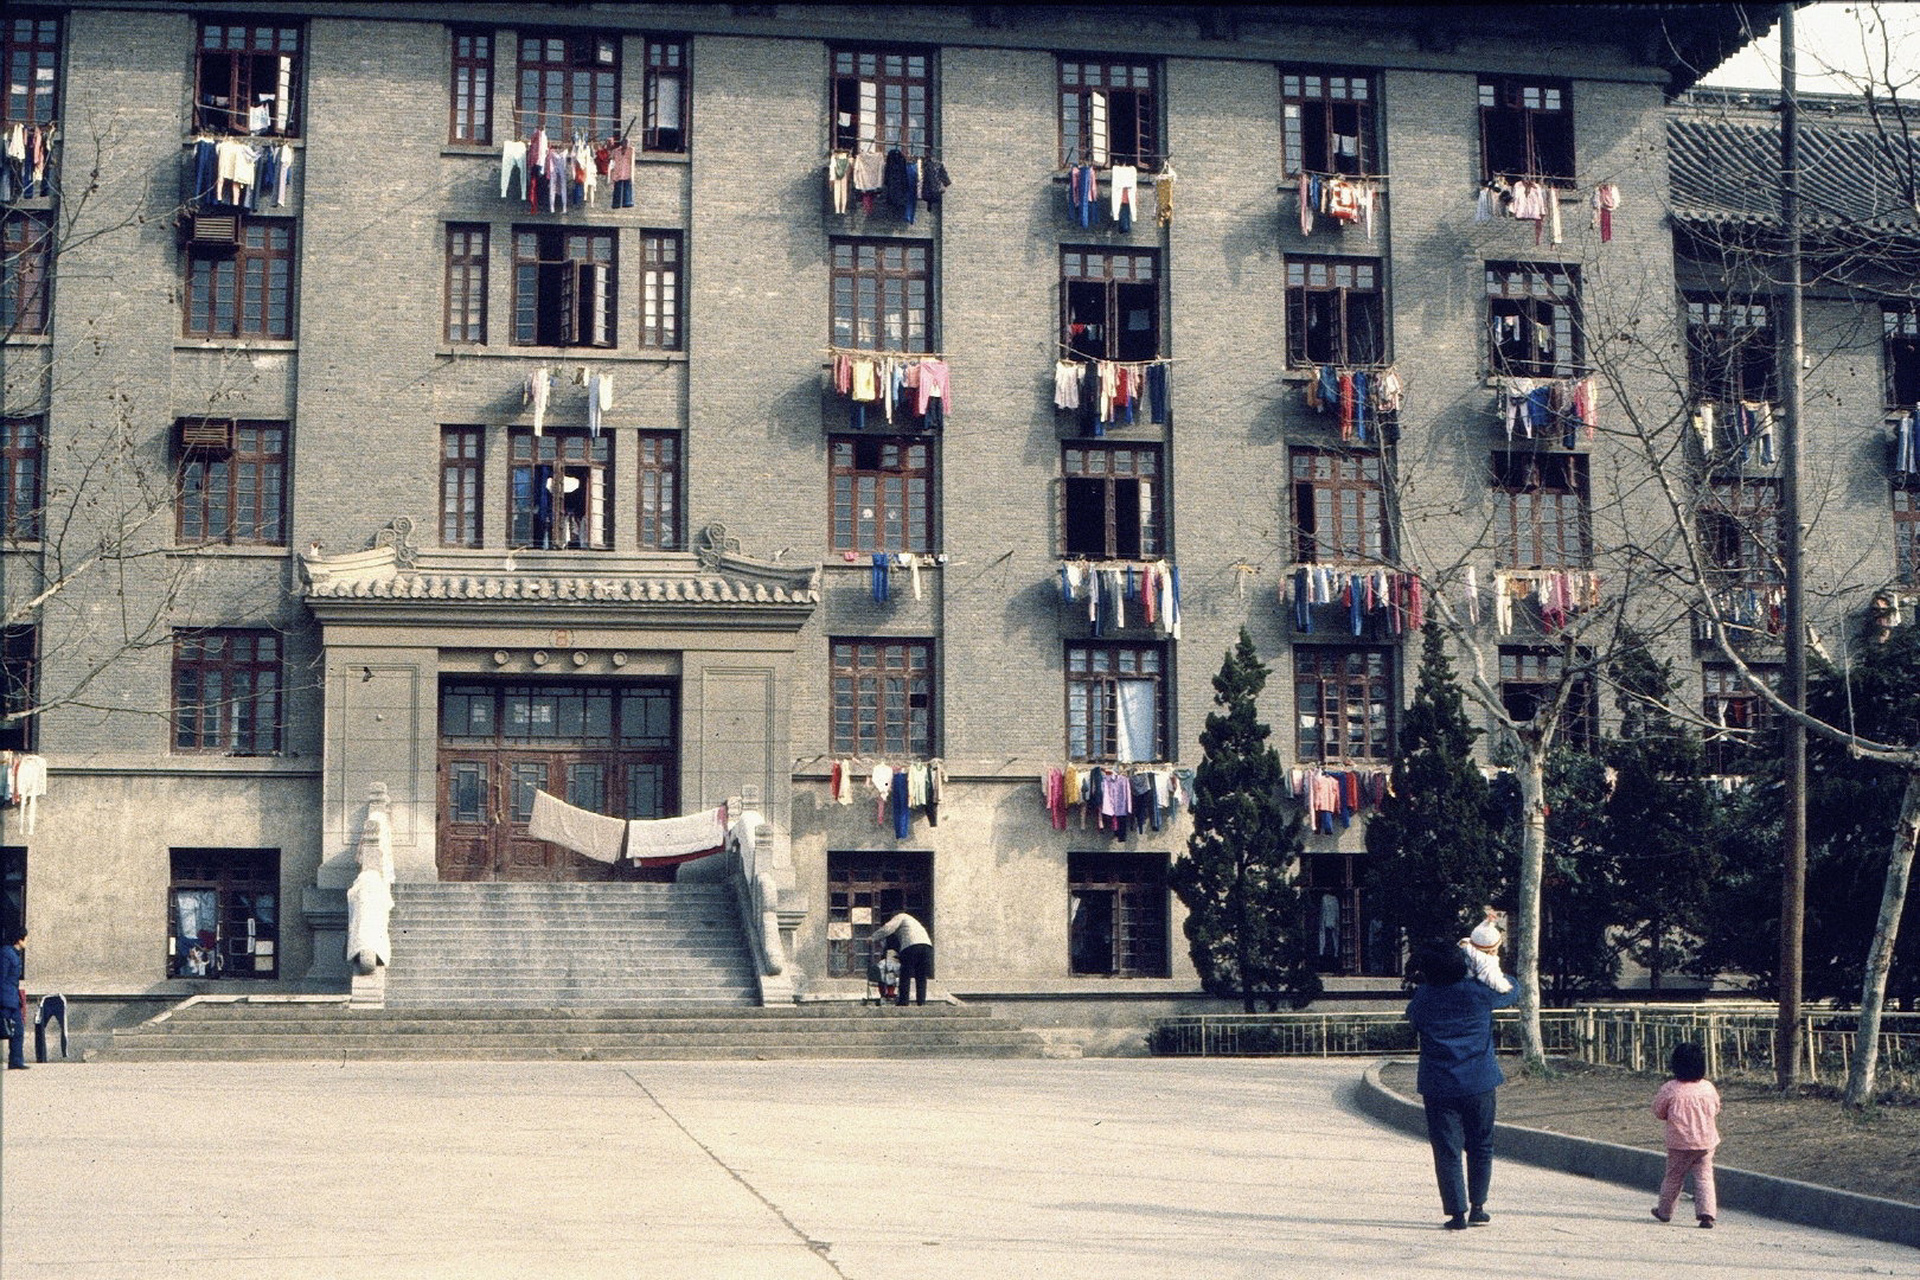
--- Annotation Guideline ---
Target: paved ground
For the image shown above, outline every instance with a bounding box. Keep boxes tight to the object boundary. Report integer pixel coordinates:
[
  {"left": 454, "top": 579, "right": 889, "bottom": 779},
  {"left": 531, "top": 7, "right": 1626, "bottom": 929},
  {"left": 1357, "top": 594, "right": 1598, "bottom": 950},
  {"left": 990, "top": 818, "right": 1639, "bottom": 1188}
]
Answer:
[{"left": 2, "top": 1058, "right": 1914, "bottom": 1280}]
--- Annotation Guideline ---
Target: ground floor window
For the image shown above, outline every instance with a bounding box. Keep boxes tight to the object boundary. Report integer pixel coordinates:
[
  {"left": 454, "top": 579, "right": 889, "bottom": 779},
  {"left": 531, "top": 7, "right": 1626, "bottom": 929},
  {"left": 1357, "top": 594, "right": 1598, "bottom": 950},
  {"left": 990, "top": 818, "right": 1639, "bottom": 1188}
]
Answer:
[
  {"left": 826, "top": 850, "right": 931, "bottom": 979},
  {"left": 1, "top": 847, "right": 22, "bottom": 942},
  {"left": 1069, "top": 851, "right": 1169, "bottom": 977},
  {"left": 169, "top": 848, "right": 278, "bottom": 979},
  {"left": 1301, "top": 853, "right": 1398, "bottom": 976}
]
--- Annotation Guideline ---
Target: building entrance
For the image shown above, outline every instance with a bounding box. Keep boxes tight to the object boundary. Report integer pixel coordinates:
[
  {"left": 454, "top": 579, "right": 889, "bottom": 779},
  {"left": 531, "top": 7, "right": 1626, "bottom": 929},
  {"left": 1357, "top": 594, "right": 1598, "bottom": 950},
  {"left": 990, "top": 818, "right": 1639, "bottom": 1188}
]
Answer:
[{"left": 436, "top": 680, "right": 678, "bottom": 882}]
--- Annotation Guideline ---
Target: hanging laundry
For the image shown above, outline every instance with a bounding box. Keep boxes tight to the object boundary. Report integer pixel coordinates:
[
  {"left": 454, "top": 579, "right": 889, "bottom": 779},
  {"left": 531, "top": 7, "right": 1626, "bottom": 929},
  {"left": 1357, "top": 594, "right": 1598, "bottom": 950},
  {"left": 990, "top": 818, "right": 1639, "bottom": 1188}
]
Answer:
[
  {"left": 1110, "top": 163, "right": 1138, "bottom": 231},
  {"left": 524, "top": 367, "right": 554, "bottom": 436},
  {"left": 1154, "top": 163, "right": 1176, "bottom": 226},
  {"left": 1590, "top": 183, "right": 1620, "bottom": 243}
]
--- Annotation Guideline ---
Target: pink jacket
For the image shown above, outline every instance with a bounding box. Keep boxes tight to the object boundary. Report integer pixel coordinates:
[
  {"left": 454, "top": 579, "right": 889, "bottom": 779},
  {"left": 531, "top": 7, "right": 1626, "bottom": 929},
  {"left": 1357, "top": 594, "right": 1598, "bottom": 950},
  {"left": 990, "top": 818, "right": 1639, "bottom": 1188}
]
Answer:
[{"left": 1653, "top": 1078, "right": 1721, "bottom": 1151}]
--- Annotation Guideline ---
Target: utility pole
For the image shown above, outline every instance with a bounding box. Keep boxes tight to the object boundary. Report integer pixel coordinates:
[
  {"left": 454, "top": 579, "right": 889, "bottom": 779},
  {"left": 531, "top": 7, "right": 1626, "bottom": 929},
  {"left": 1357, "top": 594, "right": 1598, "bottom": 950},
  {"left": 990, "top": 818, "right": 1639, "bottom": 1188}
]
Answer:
[{"left": 1775, "top": 1, "right": 1809, "bottom": 1091}]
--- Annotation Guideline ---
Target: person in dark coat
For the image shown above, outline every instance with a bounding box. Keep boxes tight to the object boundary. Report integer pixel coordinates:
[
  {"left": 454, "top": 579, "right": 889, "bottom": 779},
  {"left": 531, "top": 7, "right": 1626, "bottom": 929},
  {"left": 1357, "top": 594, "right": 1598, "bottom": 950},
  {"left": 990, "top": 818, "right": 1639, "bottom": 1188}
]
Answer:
[
  {"left": 1, "top": 929, "right": 28, "bottom": 1070},
  {"left": 1404, "top": 940, "right": 1519, "bottom": 1229}
]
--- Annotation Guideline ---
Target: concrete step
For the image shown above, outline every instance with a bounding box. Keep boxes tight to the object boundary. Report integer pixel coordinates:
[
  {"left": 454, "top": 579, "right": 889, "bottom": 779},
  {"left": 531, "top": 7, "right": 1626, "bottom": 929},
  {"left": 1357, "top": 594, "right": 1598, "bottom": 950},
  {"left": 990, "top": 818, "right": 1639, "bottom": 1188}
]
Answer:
[
  {"left": 163, "top": 1002, "right": 995, "bottom": 1022},
  {"left": 90, "top": 1041, "right": 1045, "bottom": 1062}
]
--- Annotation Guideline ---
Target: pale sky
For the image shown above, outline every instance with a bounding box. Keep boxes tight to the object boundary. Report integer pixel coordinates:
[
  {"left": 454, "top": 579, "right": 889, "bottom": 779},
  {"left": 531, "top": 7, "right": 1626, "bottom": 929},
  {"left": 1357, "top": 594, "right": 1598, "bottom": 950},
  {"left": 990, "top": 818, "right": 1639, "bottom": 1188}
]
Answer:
[{"left": 1699, "top": 0, "right": 1920, "bottom": 93}]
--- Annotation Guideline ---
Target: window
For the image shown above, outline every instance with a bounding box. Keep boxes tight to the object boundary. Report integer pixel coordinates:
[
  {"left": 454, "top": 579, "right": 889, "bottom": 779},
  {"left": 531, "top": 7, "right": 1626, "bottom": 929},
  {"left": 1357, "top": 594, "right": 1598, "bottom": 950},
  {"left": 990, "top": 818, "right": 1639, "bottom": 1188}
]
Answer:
[
  {"left": 1069, "top": 852, "right": 1170, "bottom": 978},
  {"left": 1067, "top": 642, "right": 1167, "bottom": 763},
  {"left": 1686, "top": 297, "right": 1777, "bottom": 405},
  {"left": 642, "top": 37, "right": 688, "bottom": 153},
  {"left": 169, "top": 848, "right": 279, "bottom": 979},
  {"left": 831, "top": 240, "right": 929, "bottom": 353},
  {"left": 2, "top": 211, "right": 51, "bottom": 335},
  {"left": 1290, "top": 448, "right": 1386, "bottom": 564},
  {"left": 445, "top": 224, "right": 488, "bottom": 345},
  {"left": 1302, "top": 854, "right": 1398, "bottom": 977},
  {"left": 517, "top": 31, "right": 619, "bottom": 139},
  {"left": 1887, "top": 306, "right": 1920, "bottom": 408},
  {"left": 826, "top": 850, "right": 931, "bottom": 978},
  {"left": 1281, "top": 68, "right": 1377, "bottom": 177},
  {"left": 1062, "top": 444, "right": 1161, "bottom": 560},
  {"left": 1486, "top": 261, "right": 1580, "bottom": 377},
  {"left": 1063, "top": 248, "right": 1158, "bottom": 362},
  {"left": 4, "top": 14, "right": 60, "bottom": 127},
  {"left": 832, "top": 639, "right": 933, "bottom": 759},
  {"left": 0, "top": 847, "right": 21, "bottom": 944},
  {"left": 636, "top": 430, "right": 681, "bottom": 550},
  {"left": 1703, "top": 663, "right": 1781, "bottom": 776},
  {"left": 1478, "top": 75, "right": 1572, "bottom": 183},
  {"left": 1898, "top": 481, "right": 1920, "bottom": 588},
  {"left": 1286, "top": 257, "right": 1383, "bottom": 367},
  {"left": 1, "top": 625, "right": 34, "bottom": 751},
  {"left": 449, "top": 29, "right": 493, "bottom": 145},
  {"left": 830, "top": 435, "right": 932, "bottom": 554},
  {"left": 172, "top": 629, "right": 283, "bottom": 755},
  {"left": 196, "top": 21, "right": 301, "bottom": 137},
  {"left": 186, "top": 220, "right": 295, "bottom": 340},
  {"left": 1492, "top": 452, "right": 1590, "bottom": 569},
  {"left": 1059, "top": 57, "right": 1157, "bottom": 167},
  {"left": 509, "top": 428, "right": 610, "bottom": 550},
  {"left": 441, "top": 426, "right": 483, "bottom": 547},
  {"left": 1499, "top": 645, "right": 1595, "bottom": 749},
  {"left": 1701, "top": 478, "right": 1783, "bottom": 591},
  {"left": 640, "top": 231, "right": 682, "bottom": 350},
  {"left": 1294, "top": 646, "right": 1392, "bottom": 763},
  {"left": 1, "top": 416, "right": 39, "bottom": 541},
  {"left": 177, "top": 421, "right": 287, "bottom": 546},
  {"left": 513, "top": 227, "right": 614, "bottom": 347},
  {"left": 831, "top": 47, "right": 931, "bottom": 154}
]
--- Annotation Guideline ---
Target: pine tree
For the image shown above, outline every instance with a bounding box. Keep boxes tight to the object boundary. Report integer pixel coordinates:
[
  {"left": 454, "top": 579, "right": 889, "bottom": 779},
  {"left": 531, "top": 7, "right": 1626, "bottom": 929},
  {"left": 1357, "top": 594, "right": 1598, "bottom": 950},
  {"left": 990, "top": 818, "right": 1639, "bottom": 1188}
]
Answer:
[
  {"left": 1168, "top": 629, "right": 1321, "bottom": 1011},
  {"left": 1364, "top": 621, "right": 1503, "bottom": 957}
]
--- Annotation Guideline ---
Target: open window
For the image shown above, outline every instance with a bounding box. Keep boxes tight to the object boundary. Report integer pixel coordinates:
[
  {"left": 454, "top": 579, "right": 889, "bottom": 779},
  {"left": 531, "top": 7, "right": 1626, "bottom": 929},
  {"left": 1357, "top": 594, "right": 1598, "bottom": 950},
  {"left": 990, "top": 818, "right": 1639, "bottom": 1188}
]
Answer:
[
  {"left": 1061, "top": 444, "right": 1161, "bottom": 560},
  {"left": 1059, "top": 58, "right": 1157, "bottom": 167},
  {"left": 1486, "top": 261, "right": 1580, "bottom": 378},
  {"left": 1067, "top": 642, "right": 1167, "bottom": 763},
  {"left": 1290, "top": 448, "right": 1386, "bottom": 564},
  {"left": 512, "top": 227, "right": 615, "bottom": 348},
  {"left": 1282, "top": 68, "right": 1377, "bottom": 177},
  {"left": 643, "top": 37, "right": 688, "bottom": 153},
  {"left": 196, "top": 21, "right": 301, "bottom": 136},
  {"left": 1687, "top": 297, "right": 1778, "bottom": 405},
  {"left": 831, "top": 47, "right": 931, "bottom": 154},
  {"left": 1478, "top": 76, "right": 1572, "bottom": 184},
  {"left": 1286, "top": 257, "right": 1384, "bottom": 367},
  {"left": 509, "top": 427, "right": 611, "bottom": 550},
  {"left": 1887, "top": 305, "right": 1920, "bottom": 408},
  {"left": 1063, "top": 249, "right": 1159, "bottom": 363}
]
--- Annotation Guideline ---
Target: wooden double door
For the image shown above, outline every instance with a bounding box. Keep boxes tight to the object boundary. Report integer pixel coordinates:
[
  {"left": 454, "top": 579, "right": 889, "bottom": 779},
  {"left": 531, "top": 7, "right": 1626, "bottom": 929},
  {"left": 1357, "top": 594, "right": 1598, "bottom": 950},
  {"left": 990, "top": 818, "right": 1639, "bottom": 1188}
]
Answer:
[{"left": 437, "top": 680, "right": 677, "bottom": 882}]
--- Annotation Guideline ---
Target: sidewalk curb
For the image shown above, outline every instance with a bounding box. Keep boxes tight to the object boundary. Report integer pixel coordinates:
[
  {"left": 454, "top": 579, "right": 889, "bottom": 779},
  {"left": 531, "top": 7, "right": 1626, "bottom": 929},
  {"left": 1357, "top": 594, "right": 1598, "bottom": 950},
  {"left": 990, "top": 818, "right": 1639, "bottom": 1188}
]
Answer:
[{"left": 1356, "top": 1060, "right": 1920, "bottom": 1249}]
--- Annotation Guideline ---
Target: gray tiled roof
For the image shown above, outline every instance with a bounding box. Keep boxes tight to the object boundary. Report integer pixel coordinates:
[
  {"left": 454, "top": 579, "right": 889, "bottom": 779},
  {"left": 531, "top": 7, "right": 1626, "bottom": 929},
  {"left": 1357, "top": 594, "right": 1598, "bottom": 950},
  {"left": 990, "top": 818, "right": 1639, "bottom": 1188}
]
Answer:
[
  {"left": 304, "top": 572, "right": 817, "bottom": 605},
  {"left": 1669, "top": 100, "right": 1920, "bottom": 234}
]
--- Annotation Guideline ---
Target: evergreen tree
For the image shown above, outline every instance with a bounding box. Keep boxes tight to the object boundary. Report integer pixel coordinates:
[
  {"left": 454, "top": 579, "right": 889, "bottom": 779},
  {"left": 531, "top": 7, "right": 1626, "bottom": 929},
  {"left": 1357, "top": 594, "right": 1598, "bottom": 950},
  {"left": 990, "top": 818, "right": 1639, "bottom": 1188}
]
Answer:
[
  {"left": 1364, "top": 621, "right": 1503, "bottom": 956},
  {"left": 1536, "top": 749, "right": 1621, "bottom": 1001},
  {"left": 1168, "top": 629, "right": 1322, "bottom": 1011},
  {"left": 1601, "top": 635, "right": 1720, "bottom": 990}
]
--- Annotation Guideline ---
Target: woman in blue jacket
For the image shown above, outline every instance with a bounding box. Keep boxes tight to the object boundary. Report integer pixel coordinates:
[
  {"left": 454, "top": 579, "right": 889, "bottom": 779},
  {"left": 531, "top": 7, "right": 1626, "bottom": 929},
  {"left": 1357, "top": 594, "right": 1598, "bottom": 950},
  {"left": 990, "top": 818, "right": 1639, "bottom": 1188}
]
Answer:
[{"left": 1404, "top": 940, "right": 1519, "bottom": 1229}]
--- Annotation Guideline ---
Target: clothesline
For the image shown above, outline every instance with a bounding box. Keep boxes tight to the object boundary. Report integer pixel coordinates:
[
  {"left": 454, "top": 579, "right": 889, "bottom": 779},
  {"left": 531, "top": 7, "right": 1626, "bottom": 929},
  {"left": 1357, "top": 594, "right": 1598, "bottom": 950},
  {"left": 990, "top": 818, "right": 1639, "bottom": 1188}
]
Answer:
[
  {"left": 825, "top": 345, "right": 947, "bottom": 361},
  {"left": 1042, "top": 763, "right": 1193, "bottom": 839}
]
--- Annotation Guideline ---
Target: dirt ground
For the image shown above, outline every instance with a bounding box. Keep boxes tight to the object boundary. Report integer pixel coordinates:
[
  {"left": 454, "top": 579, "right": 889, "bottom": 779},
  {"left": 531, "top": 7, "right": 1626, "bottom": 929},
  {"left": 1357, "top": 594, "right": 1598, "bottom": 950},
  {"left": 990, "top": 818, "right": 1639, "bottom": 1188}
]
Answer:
[{"left": 1378, "top": 1059, "right": 1920, "bottom": 1206}]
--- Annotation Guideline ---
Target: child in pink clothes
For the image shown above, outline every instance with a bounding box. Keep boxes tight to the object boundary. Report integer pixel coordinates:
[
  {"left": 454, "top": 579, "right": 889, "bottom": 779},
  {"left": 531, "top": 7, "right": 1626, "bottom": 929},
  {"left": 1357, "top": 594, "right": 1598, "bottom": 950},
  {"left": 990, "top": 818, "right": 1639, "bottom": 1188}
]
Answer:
[{"left": 1651, "top": 1041, "right": 1722, "bottom": 1228}]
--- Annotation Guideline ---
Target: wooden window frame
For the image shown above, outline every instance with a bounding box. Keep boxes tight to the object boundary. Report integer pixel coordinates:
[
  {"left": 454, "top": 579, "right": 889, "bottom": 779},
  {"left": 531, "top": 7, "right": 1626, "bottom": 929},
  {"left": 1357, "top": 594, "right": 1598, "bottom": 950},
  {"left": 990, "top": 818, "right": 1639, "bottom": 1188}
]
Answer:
[
  {"left": 440, "top": 426, "right": 484, "bottom": 548},
  {"left": 195, "top": 20, "right": 302, "bottom": 137},
  {"left": 1285, "top": 256, "right": 1384, "bottom": 368},
  {"left": 1290, "top": 447, "right": 1386, "bottom": 565},
  {"left": 168, "top": 847, "right": 280, "bottom": 979},
  {"left": 1294, "top": 646, "right": 1393, "bottom": 764},
  {"left": 508, "top": 427, "right": 612, "bottom": 550},
  {"left": 826, "top": 850, "right": 931, "bottom": 978},
  {"left": 1492, "top": 451, "right": 1590, "bottom": 570},
  {"left": 2, "top": 210, "right": 52, "bottom": 336},
  {"left": 830, "top": 239, "right": 930, "bottom": 353},
  {"left": 1886, "top": 305, "right": 1920, "bottom": 409},
  {"left": 640, "top": 230, "right": 682, "bottom": 351},
  {"left": 1702, "top": 663, "right": 1780, "bottom": 777},
  {"left": 642, "top": 36, "right": 688, "bottom": 154},
  {"left": 512, "top": 226, "right": 615, "bottom": 348},
  {"left": 445, "top": 224, "right": 489, "bottom": 345},
  {"left": 830, "top": 434, "right": 932, "bottom": 554},
  {"left": 177, "top": 420, "right": 287, "bottom": 546},
  {"left": 1, "top": 416, "right": 40, "bottom": 542},
  {"left": 1281, "top": 67, "right": 1377, "bottom": 178},
  {"left": 185, "top": 219, "right": 295, "bottom": 340},
  {"left": 1687, "top": 296, "right": 1778, "bottom": 405},
  {"left": 0, "top": 624, "right": 34, "bottom": 752},
  {"left": 516, "top": 29, "right": 619, "bottom": 140},
  {"left": 449, "top": 27, "right": 493, "bottom": 145},
  {"left": 1701, "top": 477, "right": 1784, "bottom": 591},
  {"left": 1062, "top": 443, "right": 1162, "bottom": 560},
  {"left": 830, "top": 46, "right": 932, "bottom": 155},
  {"left": 1478, "top": 75, "right": 1573, "bottom": 185},
  {"left": 172, "top": 629, "right": 284, "bottom": 755},
  {"left": 831, "top": 638, "right": 934, "bottom": 759},
  {"left": 635, "top": 429, "right": 681, "bottom": 551},
  {"left": 1067, "top": 641, "right": 1168, "bottom": 764},
  {"left": 1062, "top": 248, "right": 1159, "bottom": 362},
  {"left": 1058, "top": 57, "right": 1158, "bottom": 168},
  {"left": 1486, "top": 261, "right": 1580, "bottom": 378},
  {"left": 4, "top": 13, "right": 60, "bottom": 128},
  {"left": 1498, "top": 644, "right": 1595, "bottom": 750},
  {"left": 1069, "top": 851, "right": 1171, "bottom": 978}
]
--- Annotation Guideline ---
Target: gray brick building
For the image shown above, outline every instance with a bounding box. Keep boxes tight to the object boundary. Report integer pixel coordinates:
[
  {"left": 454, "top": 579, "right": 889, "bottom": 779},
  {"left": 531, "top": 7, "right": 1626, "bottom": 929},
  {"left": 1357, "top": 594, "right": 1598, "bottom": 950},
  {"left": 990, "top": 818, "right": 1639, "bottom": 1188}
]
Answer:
[{"left": 7, "top": 3, "right": 1905, "bottom": 1018}]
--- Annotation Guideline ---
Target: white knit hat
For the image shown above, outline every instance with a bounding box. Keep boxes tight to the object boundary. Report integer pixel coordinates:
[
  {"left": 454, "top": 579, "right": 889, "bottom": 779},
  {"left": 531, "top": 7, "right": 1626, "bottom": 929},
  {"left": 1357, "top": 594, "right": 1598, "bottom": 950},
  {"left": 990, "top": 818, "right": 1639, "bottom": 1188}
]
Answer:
[{"left": 1470, "top": 918, "right": 1502, "bottom": 948}]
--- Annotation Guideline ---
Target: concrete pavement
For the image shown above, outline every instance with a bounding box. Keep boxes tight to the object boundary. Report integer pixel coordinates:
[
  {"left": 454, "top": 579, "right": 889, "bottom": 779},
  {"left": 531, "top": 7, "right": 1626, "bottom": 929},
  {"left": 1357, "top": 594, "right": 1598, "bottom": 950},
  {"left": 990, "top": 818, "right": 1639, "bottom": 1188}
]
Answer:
[{"left": 2, "top": 1057, "right": 1913, "bottom": 1279}]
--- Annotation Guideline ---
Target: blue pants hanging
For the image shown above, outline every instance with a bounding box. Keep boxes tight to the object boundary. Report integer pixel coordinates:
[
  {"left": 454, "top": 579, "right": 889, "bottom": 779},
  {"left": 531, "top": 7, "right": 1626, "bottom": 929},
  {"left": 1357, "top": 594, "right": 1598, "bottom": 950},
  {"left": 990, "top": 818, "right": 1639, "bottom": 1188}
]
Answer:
[
  {"left": 890, "top": 770, "right": 911, "bottom": 837},
  {"left": 1147, "top": 363, "right": 1169, "bottom": 424},
  {"left": 872, "top": 553, "right": 891, "bottom": 603}
]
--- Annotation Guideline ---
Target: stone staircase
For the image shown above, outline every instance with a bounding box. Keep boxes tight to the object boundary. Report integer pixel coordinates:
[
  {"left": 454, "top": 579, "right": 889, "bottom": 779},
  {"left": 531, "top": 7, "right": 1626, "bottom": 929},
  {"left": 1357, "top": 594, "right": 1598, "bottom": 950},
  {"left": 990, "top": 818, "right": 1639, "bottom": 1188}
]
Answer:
[{"left": 381, "top": 882, "right": 758, "bottom": 1008}]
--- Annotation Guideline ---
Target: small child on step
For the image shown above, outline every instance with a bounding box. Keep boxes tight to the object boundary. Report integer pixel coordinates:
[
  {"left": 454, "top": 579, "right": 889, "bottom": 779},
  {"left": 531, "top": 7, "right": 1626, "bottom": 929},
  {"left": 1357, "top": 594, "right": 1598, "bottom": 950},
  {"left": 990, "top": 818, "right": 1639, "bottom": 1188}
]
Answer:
[
  {"left": 877, "top": 949, "right": 900, "bottom": 1002},
  {"left": 1652, "top": 1041, "right": 1721, "bottom": 1228}
]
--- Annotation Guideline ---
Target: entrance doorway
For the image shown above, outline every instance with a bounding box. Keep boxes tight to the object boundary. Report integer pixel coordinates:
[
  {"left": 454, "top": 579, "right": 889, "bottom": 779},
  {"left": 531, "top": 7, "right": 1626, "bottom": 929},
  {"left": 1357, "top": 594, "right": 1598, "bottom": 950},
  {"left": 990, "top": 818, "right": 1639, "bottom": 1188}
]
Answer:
[{"left": 437, "top": 679, "right": 678, "bottom": 882}]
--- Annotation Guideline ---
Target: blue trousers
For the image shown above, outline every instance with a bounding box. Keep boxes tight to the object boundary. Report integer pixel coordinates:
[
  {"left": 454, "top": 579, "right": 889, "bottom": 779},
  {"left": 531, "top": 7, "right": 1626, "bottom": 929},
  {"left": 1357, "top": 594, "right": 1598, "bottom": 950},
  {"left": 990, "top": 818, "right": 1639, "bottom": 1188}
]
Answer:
[
  {"left": 1423, "top": 1089, "right": 1497, "bottom": 1215},
  {"left": 2, "top": 1005, "right": 24, "bottom": 1069}
]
